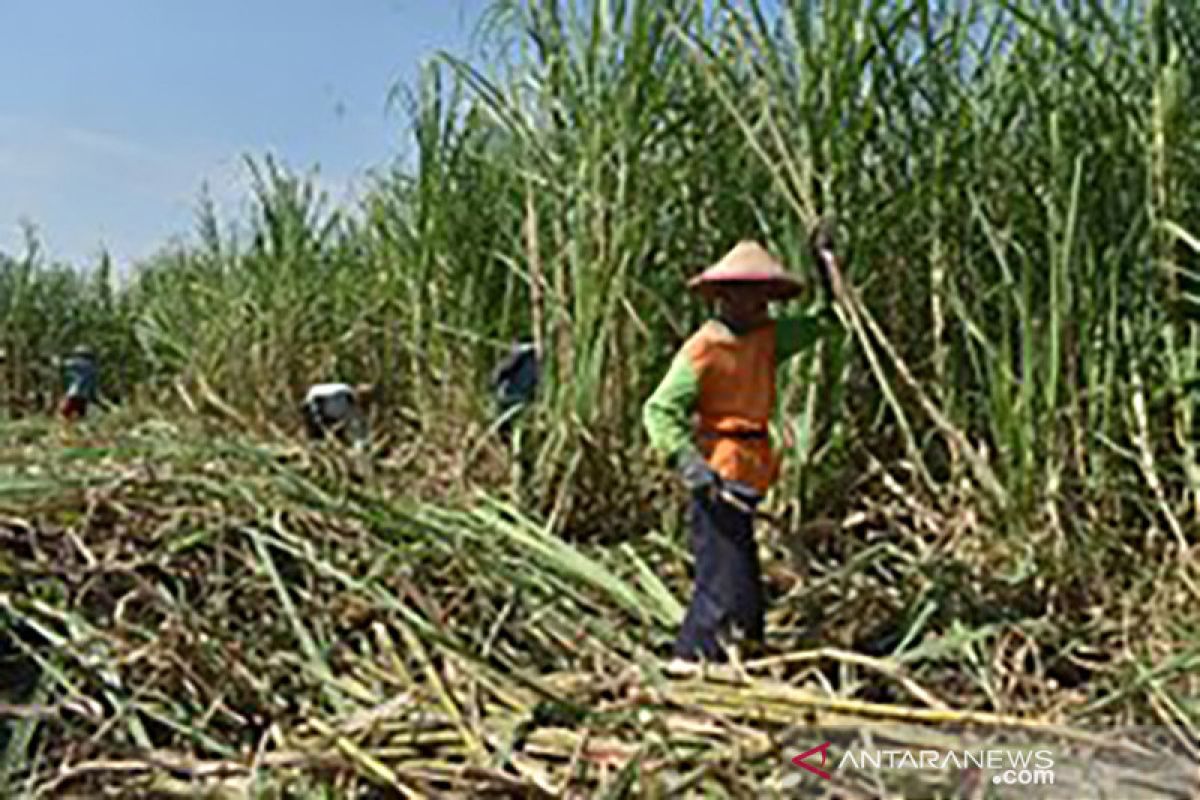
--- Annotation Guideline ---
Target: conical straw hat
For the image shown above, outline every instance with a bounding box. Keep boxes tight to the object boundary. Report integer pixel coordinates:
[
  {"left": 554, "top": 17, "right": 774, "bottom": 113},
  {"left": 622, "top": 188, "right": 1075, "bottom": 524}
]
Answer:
[{"left": 687, "top": 240, "right": 804, "bottom": 301}]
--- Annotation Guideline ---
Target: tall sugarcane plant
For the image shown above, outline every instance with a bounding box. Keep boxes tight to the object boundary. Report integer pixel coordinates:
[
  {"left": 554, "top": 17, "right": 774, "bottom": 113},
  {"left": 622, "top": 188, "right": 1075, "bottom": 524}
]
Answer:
[{"left": 4, "top": 3, "right": 1200, "bottom": 790}]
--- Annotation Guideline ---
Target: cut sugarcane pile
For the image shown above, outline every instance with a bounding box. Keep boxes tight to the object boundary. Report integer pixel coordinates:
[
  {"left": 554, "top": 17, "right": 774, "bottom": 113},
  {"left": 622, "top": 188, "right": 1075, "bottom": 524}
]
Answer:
[{"left": 1, "top": 416, "right": 1196, "bottom": 797}]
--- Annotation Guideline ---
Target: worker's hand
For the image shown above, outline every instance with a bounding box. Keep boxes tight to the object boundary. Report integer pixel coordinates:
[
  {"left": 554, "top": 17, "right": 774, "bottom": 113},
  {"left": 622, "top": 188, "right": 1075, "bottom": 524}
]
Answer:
[
  {"left": 809, "top": 216, "right": 845, "bottom": 305},
  {"left": 677, "top": 451, "right": 720, "bottom": 494}
]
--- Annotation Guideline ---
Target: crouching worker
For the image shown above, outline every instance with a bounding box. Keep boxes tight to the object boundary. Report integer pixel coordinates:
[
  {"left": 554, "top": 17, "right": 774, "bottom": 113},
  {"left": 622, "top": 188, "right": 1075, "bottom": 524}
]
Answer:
[
  {"left": 59, "top": 346, "right": 98, "bottom": 421},
  {"left": 643, "top": 240, "right": 835, "bottom": 673},
  {"left": 490, "top": 341, "right": 539, "bottom": 442},
  {"left": 301, "top": 382, "right": 373, "bottom": 451}
]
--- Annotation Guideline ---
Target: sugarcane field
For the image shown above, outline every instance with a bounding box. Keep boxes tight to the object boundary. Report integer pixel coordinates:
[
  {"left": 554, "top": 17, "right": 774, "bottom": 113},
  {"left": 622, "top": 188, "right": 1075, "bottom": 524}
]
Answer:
[{"left": 3, "top": 1, "right": 1200, "bottom": 798}]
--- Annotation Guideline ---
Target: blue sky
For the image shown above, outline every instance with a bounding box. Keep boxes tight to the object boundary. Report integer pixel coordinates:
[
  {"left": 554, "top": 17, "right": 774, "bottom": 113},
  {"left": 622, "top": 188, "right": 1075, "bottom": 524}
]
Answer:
[{"left": 0, "top": 0, "right": 491, "bottom": 268}]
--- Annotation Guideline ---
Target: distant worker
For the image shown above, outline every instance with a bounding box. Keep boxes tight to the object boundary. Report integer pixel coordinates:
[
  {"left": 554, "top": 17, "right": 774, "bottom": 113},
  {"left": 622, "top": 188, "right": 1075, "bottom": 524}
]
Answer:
[
  {"left": 59, "top": 346, "right": 98, "bottom": 421},
  {"left": 490, "top": 341, "right": 539, "bottom": 439},
  {"left": 301, "top": 382, "right": 372, "bottom": 450}
]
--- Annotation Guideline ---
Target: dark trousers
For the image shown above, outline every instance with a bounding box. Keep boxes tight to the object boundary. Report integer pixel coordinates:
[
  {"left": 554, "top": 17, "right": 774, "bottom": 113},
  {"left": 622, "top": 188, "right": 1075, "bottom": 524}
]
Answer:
[{"left": 674, "top": 490, "right": 764, "bottom": 662}]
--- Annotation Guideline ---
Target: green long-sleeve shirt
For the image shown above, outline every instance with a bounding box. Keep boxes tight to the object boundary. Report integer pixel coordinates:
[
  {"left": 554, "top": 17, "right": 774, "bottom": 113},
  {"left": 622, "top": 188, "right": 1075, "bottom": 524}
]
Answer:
[{"left": 642, "top": 310, "right": 834, "bottom": 467}]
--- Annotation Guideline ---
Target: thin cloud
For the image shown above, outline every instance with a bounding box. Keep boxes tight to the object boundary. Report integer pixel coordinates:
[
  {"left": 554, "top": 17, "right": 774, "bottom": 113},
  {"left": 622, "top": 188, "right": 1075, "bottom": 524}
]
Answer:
[
  {"left": 0, "top": 114, "right": 372, "bottom": 269},
  {"left": 58, "top": 124, "right": 173, "bottom": 166},
  {"left": 0, "top": 116, "right": 240, "bottom": 265}
]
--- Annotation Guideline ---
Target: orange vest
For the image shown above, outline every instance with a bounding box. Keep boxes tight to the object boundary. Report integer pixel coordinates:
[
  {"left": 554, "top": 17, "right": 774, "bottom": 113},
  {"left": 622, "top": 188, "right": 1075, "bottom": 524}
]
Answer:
[{"left": 682, "top": 320, "right": 781, "bottom": 494}]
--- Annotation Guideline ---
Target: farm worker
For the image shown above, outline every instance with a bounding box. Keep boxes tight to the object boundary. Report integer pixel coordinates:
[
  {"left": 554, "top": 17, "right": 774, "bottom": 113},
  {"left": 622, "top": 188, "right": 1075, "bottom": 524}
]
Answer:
[
  {"left": 301, "top": 382, "right": 372, "bottom": 450},
  {"left": 643, "top": 239, "right": 836, "bottom": 672},
  {"left": 59, "top": 346, "right": 98, "bottom": 421},
  {"left": 490, "top": 340, "right": 539, "bottom": 439}
]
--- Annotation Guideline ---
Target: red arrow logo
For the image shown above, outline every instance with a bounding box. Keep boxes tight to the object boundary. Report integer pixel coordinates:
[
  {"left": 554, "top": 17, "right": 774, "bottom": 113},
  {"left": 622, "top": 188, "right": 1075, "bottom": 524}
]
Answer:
[{"left": 791, "top": 741, "right": 833, "bottom": 780}]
